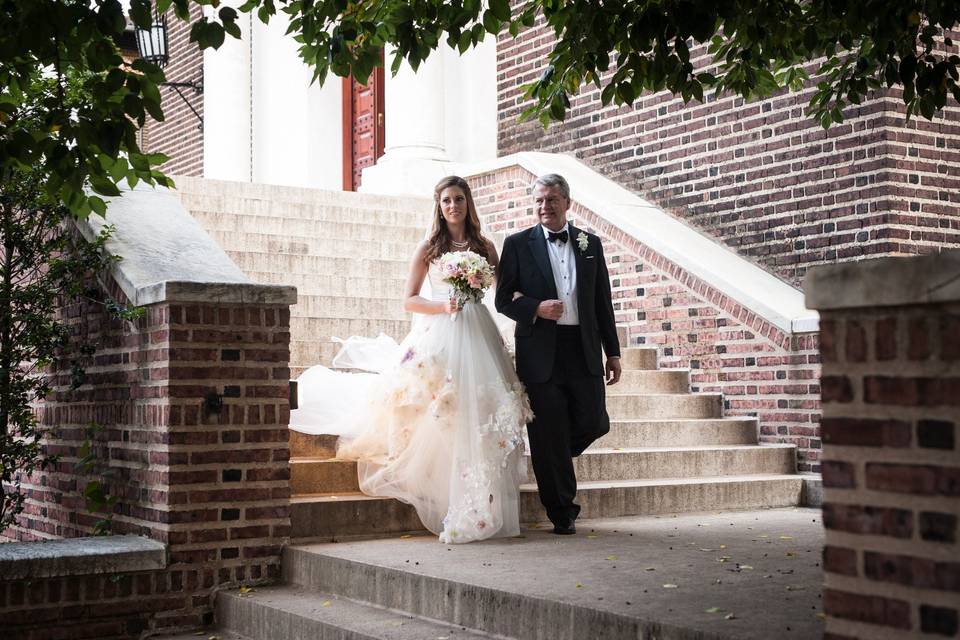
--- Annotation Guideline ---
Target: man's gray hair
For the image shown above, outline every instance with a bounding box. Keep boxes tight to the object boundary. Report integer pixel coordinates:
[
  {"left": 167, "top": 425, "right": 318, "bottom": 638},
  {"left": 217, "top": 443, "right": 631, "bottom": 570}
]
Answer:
[{"left": 531, "top": 173, "right": 570, "bottom": 200}]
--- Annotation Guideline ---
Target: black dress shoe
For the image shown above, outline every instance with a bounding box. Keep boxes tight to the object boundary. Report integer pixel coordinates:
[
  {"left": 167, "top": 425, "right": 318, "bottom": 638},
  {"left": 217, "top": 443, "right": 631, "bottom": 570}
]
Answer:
[{"left": 552, "top": 520, "right": 576, "bottom": 535}]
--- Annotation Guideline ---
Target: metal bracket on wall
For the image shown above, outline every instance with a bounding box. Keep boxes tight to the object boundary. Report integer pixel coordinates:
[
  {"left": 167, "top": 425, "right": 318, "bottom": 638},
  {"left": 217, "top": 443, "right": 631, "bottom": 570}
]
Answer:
[{"left": 164, "top": 79, "right": 203, "bottom": 130}]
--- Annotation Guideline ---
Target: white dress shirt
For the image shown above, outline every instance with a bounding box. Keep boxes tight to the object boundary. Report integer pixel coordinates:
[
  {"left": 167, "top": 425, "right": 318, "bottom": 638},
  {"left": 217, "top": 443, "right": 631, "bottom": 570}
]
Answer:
[{"left": 543, "top": 223, "right": 580, "bottom": 325}]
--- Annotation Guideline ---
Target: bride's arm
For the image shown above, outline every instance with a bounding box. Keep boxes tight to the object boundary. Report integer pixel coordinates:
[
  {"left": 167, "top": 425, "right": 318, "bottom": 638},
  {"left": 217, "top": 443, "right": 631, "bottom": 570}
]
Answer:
[{"left": 403, "top": 242, "right": 456, "bottom": 315}]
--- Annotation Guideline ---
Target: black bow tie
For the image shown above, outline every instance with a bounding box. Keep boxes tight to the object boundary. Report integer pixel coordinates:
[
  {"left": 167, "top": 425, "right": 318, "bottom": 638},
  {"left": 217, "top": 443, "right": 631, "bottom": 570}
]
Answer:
[{"left": 548, "top": 229, "right": 568, "bottom": 244}]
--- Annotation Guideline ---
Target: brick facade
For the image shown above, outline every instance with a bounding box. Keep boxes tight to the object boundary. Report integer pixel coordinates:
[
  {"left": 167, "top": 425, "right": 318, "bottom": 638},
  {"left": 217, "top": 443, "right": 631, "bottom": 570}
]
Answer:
[
  {"left": 497, "top": 23, "right": 960, "bottom": 287},
  {"left": 809, "top": 255, "right": 960, "bottom": 639},
  {"left": 141, "top": 6, "right": 205, "bottom": 177},
  {"left": 1, "top": 277, "right": 293, "bottom": 638},
  {"left": 471, "top": 166, "right": 822, "bottom": 472}
]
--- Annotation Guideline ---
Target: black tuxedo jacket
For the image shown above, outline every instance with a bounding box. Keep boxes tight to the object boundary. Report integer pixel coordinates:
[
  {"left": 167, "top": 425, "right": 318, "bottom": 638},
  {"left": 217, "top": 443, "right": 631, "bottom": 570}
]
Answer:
[{"left": 495, "top": 224, "right": 620, "bottom": 384}]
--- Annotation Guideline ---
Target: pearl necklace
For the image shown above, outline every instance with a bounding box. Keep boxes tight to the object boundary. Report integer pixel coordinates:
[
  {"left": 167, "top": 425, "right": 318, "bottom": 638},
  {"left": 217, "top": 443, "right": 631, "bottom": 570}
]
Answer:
[{"left": 451, "top": 238, "right": 469, "bottom": 248}]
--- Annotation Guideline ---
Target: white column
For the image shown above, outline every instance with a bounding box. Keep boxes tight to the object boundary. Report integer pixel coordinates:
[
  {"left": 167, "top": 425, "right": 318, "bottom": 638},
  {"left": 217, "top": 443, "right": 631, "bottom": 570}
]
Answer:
[
  {"left": 361, "top": 42, "right": 499, "bottom": 196},
  {"left": 203, "top": 8, "right": 251, "bottom": 181},
  {"left": 360, "top": 48, "right": 453, "bottom": 195},
  {"left": 249, "top": 12, "right": 342, "bottom": 189}
]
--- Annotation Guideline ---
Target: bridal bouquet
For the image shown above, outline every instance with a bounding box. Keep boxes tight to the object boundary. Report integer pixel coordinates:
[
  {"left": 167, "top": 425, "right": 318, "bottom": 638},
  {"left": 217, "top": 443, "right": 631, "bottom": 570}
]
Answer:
[{"left": 438, "top": 250, "right": 495, "bottom": 311}]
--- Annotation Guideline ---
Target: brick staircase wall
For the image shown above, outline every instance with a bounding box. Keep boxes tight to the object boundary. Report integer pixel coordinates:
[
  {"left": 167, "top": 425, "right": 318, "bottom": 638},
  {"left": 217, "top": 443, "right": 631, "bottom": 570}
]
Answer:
[
  {"left": 497, "top": 22, "right": 960, "bottom": 287},
  {"left": 807, "top": 251, "right": 960, "bottom": 639},
  {"left": 2, "top": 275, "right": 293, "bottom": 637},
  {"left": 469, "top": 165, "right": 822, "bottom": 472},
  {"left": 1, "top": 181, "right": 297, "bottom": 636}
]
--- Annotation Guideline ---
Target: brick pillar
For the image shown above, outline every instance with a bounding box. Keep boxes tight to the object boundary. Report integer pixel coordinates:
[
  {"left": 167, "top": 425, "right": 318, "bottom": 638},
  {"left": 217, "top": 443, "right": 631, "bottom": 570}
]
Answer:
[
  {"left": 162, "top": 299, "right": 292, "bottom": 624},
  {"left": 5, "top": 279, "right": 294, "bottom": 634},
  {"left": 806, "top": 252, "right": 960, "bottom": 639}
]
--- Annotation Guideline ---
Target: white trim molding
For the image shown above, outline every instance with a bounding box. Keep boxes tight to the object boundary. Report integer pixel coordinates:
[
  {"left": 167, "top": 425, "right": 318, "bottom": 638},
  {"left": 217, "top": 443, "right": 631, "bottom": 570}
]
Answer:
[{"left": 458, "top": 152, "right": 819, "bottom": 335}]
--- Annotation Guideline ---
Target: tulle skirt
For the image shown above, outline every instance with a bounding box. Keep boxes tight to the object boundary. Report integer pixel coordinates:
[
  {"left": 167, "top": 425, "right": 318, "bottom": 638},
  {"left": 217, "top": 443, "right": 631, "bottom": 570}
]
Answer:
[{"left": 291, "top": 301, "right": 532, "bottom": 543}]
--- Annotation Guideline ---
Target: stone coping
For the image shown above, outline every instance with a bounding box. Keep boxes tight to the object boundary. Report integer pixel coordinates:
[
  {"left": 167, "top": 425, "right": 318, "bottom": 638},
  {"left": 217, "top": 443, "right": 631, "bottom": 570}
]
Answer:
[
  {"left": 805, "top": 248, "right": 960, "bottom": 310},
  {"left": 459, "top": 152, "right": 819, "bottom": 334},
  {"left": 0, "top": 535, "right": 166, "bottom": 580},
  {"left": 75, "top": 182, "right": 297, "bottom": 307}
]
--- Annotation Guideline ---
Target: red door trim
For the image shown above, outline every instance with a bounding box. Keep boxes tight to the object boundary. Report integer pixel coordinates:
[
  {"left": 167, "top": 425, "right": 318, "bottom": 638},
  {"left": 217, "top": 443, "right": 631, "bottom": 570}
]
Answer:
[{"left": 341, "top": 75, "right": 354, "bottom": 191}]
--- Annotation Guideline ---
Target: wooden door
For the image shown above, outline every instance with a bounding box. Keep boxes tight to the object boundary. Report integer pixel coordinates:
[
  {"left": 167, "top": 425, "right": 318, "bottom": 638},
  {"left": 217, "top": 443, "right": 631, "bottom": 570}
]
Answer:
[{"left": 342, "top": 59, "right": 385, "bottom": 191}]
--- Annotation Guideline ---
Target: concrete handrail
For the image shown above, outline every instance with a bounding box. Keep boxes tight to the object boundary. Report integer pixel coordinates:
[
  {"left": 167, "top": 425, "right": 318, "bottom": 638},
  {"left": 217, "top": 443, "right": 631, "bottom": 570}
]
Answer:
[
  {"left": 75, "top": 182, "right": 297, "bottom": 307},
  {"left": 459, "top": 152, "right": 818, "bottom": 335}
]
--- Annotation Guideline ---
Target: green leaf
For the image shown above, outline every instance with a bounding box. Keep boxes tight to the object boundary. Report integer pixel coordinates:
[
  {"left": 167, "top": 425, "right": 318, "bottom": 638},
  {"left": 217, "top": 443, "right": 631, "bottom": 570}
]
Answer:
[
  {"left": 89, "top": 175, "right": 121, "bottom": 197},
  {"left": 482, "top": 10, "right": 501, "bottom": 34},
  {"left": 89, "top": 196, "right": 107, "bottom": 217},
  {"left": 490, "top": 0, "right": 511, "bottom": 22}
]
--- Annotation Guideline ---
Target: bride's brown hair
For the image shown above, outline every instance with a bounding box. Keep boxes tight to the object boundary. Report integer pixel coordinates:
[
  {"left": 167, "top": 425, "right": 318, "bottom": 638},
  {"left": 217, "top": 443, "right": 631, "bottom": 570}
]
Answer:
[{"left": 424, "top": 176, "right": 492, "bottom": 263}]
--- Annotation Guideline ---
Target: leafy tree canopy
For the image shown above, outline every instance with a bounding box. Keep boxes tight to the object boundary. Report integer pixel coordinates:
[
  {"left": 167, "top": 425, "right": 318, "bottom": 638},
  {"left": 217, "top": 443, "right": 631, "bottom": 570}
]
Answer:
[{"left": 1, "top": 0, "right": 958, "bottom": 218}]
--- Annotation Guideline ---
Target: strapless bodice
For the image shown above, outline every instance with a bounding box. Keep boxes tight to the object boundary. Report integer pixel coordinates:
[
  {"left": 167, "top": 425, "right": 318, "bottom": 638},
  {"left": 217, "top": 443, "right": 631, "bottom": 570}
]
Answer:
[{"left": 426, "top": 262, "right": 453, "bottom": 302}]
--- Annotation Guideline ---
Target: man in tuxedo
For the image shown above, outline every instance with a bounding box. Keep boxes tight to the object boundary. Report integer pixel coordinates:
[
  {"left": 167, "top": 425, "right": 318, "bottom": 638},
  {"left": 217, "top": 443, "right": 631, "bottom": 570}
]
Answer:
[{"left": 495, "top": 173, "right": 621, "bottom": 535}]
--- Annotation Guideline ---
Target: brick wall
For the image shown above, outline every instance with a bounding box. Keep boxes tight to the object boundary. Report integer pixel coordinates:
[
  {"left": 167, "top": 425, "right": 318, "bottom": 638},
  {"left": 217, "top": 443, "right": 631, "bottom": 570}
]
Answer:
[
  {"left": 2, "top": 277, "right": 292, "bottom": 638},
  {"left": 809, "top": 254, "right": 960, "bottom": 639},
  {"left": 141, "top": 6, "right": 205, "bottom": 177},
  {"left": 471, "top": 165, "right": 822, "bottom": 472},
  {"left": 497, "top": 23, "right": 960, "bottom": 287}
]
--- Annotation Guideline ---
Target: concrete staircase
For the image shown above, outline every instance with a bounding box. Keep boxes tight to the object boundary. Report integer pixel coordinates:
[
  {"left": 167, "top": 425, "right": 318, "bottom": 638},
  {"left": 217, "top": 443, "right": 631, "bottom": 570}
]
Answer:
[{"left": 173, "top": 177, "right": 804, "bottom": 544}]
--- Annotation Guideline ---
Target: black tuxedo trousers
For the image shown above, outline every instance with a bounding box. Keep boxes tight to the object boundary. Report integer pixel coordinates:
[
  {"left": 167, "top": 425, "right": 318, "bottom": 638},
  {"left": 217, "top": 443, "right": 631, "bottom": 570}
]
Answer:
[{"left": 525, "top": 325, "right": 609, "bottom": 525}]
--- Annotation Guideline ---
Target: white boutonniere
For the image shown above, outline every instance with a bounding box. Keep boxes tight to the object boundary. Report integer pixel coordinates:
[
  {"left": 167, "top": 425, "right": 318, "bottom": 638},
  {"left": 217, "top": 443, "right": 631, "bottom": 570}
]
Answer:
[{"left": 576, "top": 233, "right": 589, "bottom": 254}]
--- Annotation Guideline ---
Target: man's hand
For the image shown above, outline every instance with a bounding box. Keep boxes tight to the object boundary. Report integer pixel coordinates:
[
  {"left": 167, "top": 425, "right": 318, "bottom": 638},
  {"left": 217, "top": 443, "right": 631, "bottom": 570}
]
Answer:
[
  {"left": 605, "top": 357, "right": 622, "bottom": 386},
  {"left": 536, "top": 299, "right": 565, "bottom": 321}
]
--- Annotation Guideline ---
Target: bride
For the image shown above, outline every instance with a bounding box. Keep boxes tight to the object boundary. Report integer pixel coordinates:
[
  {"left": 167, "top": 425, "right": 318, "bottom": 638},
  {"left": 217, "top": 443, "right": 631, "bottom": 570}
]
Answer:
[{"left": 291, "top": 176, "right": 532, "bottom": 544}]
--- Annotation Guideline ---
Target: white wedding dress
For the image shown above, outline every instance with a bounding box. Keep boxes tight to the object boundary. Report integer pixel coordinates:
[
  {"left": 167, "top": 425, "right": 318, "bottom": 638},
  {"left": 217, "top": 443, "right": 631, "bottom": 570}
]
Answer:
[{"left": 290, "top": 262, "right": 532, "bottom": 543}]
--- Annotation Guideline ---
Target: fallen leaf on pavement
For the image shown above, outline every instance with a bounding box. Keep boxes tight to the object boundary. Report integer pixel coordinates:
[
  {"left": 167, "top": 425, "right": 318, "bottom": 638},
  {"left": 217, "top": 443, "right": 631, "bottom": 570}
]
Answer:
[
  {"left": 663, "top": 584, "right": 679, "bottom": 589},
  {"left": 606, "top": 555, "right": 618, "bottom": 561},
  {"left": 725, "top": 613, "right": 736, "bottom": 620},
  {"left": 705, "top": 607, "right": 722, "bottom": 613}
]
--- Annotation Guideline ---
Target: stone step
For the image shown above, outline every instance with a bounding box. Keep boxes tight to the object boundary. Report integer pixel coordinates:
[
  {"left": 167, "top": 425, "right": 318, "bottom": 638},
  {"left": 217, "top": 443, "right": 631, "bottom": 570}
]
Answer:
[
  {"left": 208, "top": 232, "right": 419, "bottom": 263},
  {"left": 615, "top": 369, "right": 688, "bottom": 393},
  {"left": 620, "top": 348, "right": 658, "bottom": 370},
  {"left": 558, "top": 445, "right": 796, "bottom": 482},
  {"left": 185, "top": 196, "right": 432, "bottom": 226},
  {"left": 520, "top": 474, "right": 803, "bottom": 520},
  {"left": 289, "top": 474, "right": 803, "bottom": 539},
  {"left": 217, "top": 584, "right": 495, "bottom": 640},
  {"left": 289, "top": 431, "right": 338, "bottom": 459},
  {"left": 291, "top": 318, "right": 411, "bottom": 345},
  {"left": 191, "top": 210, "right": 427, "bottom": 243},
  {"left": 291, "top": 458, "right": 359, "bottom": 494},
  {"left": 172, "top": 175, "right": 433, "bottom": 212},
  {"left": 591, "top": 417, "right": 759, "bottom": 449},
  {"left": 291, "top": 296, "right": 408, "bottom": 322},
  {"left": 227, "top": 251, "right": 409, "bottom": 279},
  {"left": 249, "top": 272, "right": 408, "bottom": 299},
  {"left": 291, "top": 493, "right": 424, "bottom": 539},
  {"left": 289, "top": 445, "right": 795, "bottom": 494},
  {"left": 290, "top": 338, "right": 409, "bottom": 372},
  {"left": 287, "top": 417, "right": 759, "bottom": 460},
  {"left": 606, "top": 393, "right": 722, "bottom": 419}
]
